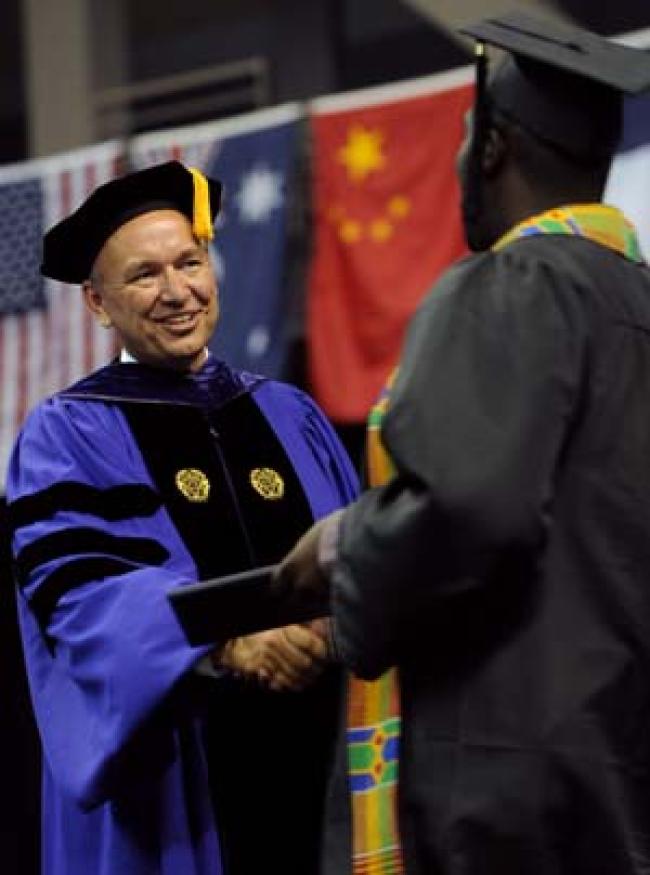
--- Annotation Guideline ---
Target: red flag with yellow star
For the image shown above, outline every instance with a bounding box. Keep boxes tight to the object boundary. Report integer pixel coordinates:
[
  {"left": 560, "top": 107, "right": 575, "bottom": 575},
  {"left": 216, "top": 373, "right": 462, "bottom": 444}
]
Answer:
[{"left": 307, "top": 71, "right": 473, "bottom": 421}]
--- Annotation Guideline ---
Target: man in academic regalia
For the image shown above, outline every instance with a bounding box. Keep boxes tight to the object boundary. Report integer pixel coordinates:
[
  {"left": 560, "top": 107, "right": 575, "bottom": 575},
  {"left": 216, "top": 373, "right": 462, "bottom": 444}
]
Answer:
[
  {"left": 276, "top": 14, "right": 650, "bottom": 875},
  {"left": 6, "top": 161, "right": 358, "bottom": 875}
]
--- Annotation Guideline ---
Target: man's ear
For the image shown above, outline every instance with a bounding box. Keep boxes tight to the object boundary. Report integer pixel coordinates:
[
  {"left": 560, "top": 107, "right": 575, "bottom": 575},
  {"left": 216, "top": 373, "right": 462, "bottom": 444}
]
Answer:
[
  {"left": 82, "top": 280, "right": 112, "bottom": 329},
  {"left": 482, "top": 125, "right": 507, "bottom": 177}
]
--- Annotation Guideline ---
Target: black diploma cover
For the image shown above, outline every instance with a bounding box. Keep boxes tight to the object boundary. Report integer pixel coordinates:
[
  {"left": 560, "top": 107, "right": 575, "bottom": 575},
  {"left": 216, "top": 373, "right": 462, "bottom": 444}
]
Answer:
[{"left": 168, "top": 565, "right": 329, "bottom": 645}]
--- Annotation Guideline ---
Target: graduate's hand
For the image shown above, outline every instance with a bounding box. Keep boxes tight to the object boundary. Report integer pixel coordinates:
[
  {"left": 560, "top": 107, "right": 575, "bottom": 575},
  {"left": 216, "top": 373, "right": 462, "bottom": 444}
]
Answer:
[
  {"left": 216, "top": 625, "right": 328, "bottom": 691},
  {"left": 273, "top": 510, "right": 343, "bottom": 603},
  {"left": 303, "top": 617, "right": 338, "bottom": 663},
  {"left": 266, "top": 623, "right": 330, "bottom": 691}
]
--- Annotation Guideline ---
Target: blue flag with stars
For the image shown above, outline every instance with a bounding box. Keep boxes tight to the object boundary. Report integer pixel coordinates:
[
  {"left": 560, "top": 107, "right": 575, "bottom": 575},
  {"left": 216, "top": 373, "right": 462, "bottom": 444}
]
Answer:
[{"left": 204, "top": 111, "right": 300, "bottom": 379}]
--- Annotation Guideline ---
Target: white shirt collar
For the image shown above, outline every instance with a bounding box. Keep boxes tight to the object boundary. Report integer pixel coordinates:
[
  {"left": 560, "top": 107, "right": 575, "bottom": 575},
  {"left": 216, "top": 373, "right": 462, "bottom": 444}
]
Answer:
[{"left": 119, "top": 348, "right": 210, "bottom": 366}]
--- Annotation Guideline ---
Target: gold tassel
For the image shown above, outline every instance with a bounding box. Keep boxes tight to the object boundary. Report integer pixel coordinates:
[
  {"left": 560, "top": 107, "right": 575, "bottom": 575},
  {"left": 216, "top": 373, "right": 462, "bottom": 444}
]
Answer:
[{"left": 188, "top": 166, "right": 214, "bottom": 242}]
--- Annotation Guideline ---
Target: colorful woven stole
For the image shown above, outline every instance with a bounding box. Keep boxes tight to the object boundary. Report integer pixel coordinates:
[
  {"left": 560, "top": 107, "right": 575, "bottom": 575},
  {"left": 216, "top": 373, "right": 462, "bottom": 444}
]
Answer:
[
  {"left": 492, "top": 203, "right": 644, "bottom": 261},
  {"left": 347, "top": 375, "right": 404, "bottom": 875}
]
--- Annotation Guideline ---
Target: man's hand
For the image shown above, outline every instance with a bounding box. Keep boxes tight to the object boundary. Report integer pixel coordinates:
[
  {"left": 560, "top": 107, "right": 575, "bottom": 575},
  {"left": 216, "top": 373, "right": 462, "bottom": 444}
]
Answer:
[
  {"left": 214, "top": 624, "right": 329, "bottom": 691},
  {"left": 273, "top": 510, "right": 343, "bottom": 603}
]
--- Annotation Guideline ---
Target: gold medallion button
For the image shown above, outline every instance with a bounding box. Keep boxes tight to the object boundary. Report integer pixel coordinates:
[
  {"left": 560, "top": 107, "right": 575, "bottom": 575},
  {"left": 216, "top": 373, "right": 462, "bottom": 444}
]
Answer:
[
  {"left": 250, "top": 467, "right": 284, "bottom": 500},
  {"left": 175, "top": 468, "right": 210, "bottom": 502}
]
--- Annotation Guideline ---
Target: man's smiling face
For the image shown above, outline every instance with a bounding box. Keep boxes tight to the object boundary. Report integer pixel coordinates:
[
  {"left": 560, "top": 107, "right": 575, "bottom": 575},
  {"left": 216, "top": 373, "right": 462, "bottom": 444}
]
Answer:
[{"left": 84, "top": 209, "right": 218, "bottom": 372}]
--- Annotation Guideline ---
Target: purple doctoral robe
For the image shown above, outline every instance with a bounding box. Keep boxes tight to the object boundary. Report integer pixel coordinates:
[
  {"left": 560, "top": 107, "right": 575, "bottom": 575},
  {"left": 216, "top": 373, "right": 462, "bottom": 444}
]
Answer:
[{"left": 6, "top": 358, "right": 358, "bottom": 875}]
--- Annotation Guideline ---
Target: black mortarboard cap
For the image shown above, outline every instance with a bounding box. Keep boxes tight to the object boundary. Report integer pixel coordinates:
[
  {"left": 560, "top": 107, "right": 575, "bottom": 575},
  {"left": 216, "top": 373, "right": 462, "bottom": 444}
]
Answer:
[
  {"left": 460, "top": 11, "right": 650, "bottom": 159},
  {"left": 41, "top": 161, "right": 222, "bottom": 284}
]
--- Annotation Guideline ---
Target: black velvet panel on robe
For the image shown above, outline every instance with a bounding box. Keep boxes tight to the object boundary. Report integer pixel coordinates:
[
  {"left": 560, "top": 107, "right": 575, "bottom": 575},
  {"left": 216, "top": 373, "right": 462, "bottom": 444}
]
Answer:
[{"left": 121, "top": 391, "right": 340, "bottom": 875}]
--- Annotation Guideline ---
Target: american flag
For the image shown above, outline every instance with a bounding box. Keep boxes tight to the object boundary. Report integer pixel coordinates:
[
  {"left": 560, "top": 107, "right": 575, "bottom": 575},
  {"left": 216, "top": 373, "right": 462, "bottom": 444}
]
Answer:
[
  {"left": 0, "top": 142, "right": 123, "bottom": 486},
  {"left": 0, "top": 177, "right": 46, "bottom": 315}
]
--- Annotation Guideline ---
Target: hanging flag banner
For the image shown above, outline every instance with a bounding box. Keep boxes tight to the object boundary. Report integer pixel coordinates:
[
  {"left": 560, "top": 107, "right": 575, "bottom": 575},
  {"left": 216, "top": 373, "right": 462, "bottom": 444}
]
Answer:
[
  {"left": 133, "top": 104, "right": 301, "bottom": 381},
  {"left": 0, "top": 177, "right": 46, "bottom": 315},
  {"left": 605, "top": 101, "right": 650, "bottom": 259},
  {"left": 307, "top": 69, "right": 473, "bottom": 422},
  {"left": 604, "top": 29, "right": 650, "bottom": 259},
  {"left": 4, "top": 34, "right": 649, "bottom": 490},
  {"left": 0, "top": 143, "right": 123, "bottom": 484}
]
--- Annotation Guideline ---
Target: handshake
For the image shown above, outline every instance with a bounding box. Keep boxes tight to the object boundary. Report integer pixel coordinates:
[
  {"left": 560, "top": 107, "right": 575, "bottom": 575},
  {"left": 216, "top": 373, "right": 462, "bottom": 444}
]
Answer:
[
  {"left": 215, "top": 619, "right": 332, "bottom": 692},
  {"left": 180, "top": 514, "right": 342, "bottom": 692}
]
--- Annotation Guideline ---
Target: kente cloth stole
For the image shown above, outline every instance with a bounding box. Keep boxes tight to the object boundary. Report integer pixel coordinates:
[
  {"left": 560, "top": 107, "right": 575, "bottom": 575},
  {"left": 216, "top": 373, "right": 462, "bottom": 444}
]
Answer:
[
  {"left": 347, "top": 373, "right": 405, "bottom": 875},
  {"left": 492, "top": 202, "right": 645, "bottom": 262}
]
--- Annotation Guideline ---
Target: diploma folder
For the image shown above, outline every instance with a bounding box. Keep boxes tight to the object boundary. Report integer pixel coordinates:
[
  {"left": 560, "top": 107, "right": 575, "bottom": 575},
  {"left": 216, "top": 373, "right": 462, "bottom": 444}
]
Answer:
[{"left": 168, "top": 564, "right": 329, "bottom": 645}]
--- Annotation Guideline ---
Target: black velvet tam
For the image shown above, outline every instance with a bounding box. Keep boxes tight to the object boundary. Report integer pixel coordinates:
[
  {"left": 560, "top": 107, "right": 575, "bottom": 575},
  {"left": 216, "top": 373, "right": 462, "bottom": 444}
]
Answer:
[
  {"left": 41, "top": 161, "right": 222, "bottom": 284},
  {"left": 461, "top": 11, "right": 650, "bottom": 159}
]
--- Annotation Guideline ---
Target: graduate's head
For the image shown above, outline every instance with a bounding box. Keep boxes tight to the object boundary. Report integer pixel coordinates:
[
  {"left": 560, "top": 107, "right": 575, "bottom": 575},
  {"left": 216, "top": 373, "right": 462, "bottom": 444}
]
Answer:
[
  {"left": 41, "top": 161, "right": 222, "bottom": 373},
  {"left": 456, "top": 12, "right": 650, "bottom": 251}
]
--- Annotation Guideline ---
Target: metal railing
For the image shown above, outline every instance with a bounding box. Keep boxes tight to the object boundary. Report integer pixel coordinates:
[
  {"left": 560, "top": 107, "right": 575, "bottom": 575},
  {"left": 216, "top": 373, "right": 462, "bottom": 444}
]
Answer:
[{"left": 94, "top": 56, "right": 271, "bottom": 137}]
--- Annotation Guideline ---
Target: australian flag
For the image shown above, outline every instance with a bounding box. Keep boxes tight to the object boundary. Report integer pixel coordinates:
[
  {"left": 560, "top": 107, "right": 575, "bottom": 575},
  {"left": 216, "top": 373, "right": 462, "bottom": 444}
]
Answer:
[{"left": 203, "top": 108, "right": 301, "bottom": 380}]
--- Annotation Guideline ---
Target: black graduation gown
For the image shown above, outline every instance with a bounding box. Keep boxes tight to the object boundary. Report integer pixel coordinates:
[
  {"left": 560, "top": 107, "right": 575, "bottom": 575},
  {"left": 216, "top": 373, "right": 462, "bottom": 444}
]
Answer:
[{"left": 328, "top": 233, "right": 650, "bottom": 874}]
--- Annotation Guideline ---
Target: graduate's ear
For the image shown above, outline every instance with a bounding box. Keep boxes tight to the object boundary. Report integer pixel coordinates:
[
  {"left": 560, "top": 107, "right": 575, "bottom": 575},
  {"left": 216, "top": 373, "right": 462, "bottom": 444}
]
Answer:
[
  {"left": 481, "top": 124, "right": 507, "bottom": 178},
  {"left": 82, "top": 280, "right": 112, "bottom": 329}
]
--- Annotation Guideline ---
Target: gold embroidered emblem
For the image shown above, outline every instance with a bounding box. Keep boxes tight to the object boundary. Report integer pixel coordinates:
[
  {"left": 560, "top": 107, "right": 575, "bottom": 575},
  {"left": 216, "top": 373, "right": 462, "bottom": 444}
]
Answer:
[
  {"left": 250, "top": 467, "right": 284, "bottom": 500},
  {"left": 175, "top": 468, "right": 210, "bottom": 502}
]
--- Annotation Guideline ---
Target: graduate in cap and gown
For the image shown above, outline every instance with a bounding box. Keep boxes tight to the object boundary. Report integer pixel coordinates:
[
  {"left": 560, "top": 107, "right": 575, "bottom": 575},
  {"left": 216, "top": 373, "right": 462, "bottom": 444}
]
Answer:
[
  {"left": 275, "top": 13, "right": 650, "bottom": 875},
  {"left": 6, "top": 161, "right": 358, "bottom": 875}
]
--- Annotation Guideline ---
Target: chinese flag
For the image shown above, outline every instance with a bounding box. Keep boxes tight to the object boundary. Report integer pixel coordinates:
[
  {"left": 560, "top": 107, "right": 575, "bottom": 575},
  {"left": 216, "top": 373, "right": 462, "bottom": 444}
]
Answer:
[{"left": 307, "top": 74, "right": 473, "bottom": 422}]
